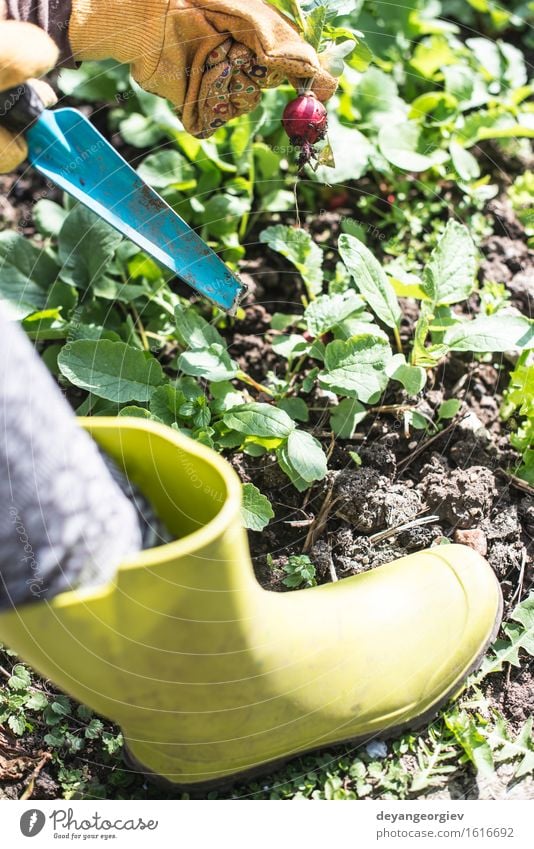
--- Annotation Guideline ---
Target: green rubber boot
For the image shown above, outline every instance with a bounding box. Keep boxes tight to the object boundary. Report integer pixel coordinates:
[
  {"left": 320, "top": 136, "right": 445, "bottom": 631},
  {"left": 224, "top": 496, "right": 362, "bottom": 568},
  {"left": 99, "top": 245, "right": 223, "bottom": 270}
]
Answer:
[{"left": 0, "top": 418, "right": 502, "bottom": 789}]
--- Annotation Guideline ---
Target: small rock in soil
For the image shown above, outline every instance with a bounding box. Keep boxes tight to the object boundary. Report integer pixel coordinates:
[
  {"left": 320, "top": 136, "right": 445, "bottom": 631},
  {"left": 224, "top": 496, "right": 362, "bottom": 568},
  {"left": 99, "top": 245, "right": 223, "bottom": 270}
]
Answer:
[
  {"left": 419, "top": 460, "right": 497, "bottom": 528},
  {"left": 453, "top": 528, "right": 488, "bottom": 556},
  {"left": 366, "top": 740, "right": 388, "bottom": 759}
]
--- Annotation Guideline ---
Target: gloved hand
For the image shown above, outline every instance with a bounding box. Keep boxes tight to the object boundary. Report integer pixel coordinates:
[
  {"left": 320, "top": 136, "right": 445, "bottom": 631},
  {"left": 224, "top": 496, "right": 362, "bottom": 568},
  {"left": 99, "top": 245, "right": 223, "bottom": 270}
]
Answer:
[
  {"left": 68, "top": 0, "right": 337, "bottom": 137},
  {"left": 0, "top": 21, "right": 58, "bottom": 172}
]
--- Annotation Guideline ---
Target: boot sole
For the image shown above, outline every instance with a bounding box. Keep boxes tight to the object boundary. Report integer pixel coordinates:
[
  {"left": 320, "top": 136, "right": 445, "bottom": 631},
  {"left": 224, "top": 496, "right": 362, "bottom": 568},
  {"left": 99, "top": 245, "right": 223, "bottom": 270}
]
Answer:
[{"left": 123, "top": 579, "right": 504, "bottom": 796}]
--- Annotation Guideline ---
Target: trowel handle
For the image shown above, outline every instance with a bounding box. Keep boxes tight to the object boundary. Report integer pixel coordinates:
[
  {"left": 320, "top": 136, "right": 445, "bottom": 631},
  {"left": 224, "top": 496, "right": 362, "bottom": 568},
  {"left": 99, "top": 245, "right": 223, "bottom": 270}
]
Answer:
[{"left": 0, "top": 83, "right": 45, "bottom": 134}]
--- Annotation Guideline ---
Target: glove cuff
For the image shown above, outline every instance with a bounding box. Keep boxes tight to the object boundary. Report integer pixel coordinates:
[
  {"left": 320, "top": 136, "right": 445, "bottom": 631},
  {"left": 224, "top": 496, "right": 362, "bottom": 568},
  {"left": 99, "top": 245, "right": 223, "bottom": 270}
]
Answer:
[{"left": 69, "top": 0, "right": 168, "bottom": 82}]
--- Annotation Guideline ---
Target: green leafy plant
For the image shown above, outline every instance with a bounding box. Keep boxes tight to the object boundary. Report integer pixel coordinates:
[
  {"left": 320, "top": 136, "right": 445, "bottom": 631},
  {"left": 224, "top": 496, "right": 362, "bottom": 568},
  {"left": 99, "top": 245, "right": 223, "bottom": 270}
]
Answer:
[
  {"left": 241, "top": 483, "right": 275, "bottom": 531},
  {"left": 473, "top": 593, "right": 534, "bottom": 683},
  {"left": 509, "top": 171, "right": 534, "bottom": 247},
  {"left": 501, "top": 352, "right": 534, "bottom": 484},
  {"left": 3, "top": 194, "right": 531, "bottom": 512},
  {"left": 281, "top": 554, "right": 317, "bottom": 588}
]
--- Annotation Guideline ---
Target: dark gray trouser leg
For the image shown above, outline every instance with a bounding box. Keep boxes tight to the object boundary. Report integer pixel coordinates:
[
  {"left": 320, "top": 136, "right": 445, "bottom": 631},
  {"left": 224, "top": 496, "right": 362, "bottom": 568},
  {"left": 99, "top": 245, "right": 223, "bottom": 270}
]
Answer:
[{"left": 0, "top": 305, "right": 142, "bottom": 610}]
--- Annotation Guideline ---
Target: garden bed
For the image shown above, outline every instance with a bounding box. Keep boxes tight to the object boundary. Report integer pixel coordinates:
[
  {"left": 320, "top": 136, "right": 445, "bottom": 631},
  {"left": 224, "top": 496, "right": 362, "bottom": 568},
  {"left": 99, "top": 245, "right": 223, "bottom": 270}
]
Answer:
[{"left": 0, "top": 0, "right": 533, "bottom": 801}]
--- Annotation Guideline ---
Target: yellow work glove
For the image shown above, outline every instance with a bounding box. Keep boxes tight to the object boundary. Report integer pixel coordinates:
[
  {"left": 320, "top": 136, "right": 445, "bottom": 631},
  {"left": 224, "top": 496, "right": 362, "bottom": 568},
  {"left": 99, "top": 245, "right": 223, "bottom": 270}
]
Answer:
[
  {"left": 0, "top": 21, "right": 58, "bottom": 172},
  {"left": 69, "top": 0, "right": 337, "bottom": 137}
]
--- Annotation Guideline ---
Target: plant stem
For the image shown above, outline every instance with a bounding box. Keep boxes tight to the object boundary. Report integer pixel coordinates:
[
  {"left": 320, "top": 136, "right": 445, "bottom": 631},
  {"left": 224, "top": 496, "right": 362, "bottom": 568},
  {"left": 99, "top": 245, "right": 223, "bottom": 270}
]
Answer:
[
  {"left": 130, "top": 305, "right": 149, "bottom": 351},
  {"left": 145, "top": 330, "right": 170, "bottom": 344},
  {"left": 393, "top": 325, "right": 403, "bottom": 354},
  {"left": 369, "top": 403, "right": 414, "bottom": 414},
  {"left": 237, "top": 370, "right": 275, "bottom": 397}
]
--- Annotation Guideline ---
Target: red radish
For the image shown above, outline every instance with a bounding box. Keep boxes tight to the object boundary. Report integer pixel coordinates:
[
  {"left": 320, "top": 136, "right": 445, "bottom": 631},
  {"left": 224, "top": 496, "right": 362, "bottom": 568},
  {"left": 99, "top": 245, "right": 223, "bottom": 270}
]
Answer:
[
  {"left": 282, "top": 93, "right": 328, "bottom": 170},
  {"left": 282, "top": 93, "right": 328, "bottom": 144}
]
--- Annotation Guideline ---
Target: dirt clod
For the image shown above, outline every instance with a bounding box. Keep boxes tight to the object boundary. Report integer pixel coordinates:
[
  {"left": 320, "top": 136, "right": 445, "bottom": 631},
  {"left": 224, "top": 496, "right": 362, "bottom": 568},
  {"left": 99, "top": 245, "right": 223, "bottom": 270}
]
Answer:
[
  {"left": 333, "top": 468, "right": 422, "bottom": 532},
  {"left": 419, "top": 459, "right": 497, "bottom": 528},
  {"left": 482, "top": 504, "right": 521, "bottom": 543}
]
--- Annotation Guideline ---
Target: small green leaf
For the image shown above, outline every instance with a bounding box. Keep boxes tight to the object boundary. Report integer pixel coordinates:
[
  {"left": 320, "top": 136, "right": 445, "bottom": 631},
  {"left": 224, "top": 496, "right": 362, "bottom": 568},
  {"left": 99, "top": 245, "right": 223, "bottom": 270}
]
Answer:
[
  {"left": 281, "top": 554, "right": 317, "bottom": 588},
  {"left": 223, "top": 403, "right": 295, "bottom": 439},
  {"left": 276, "top": 445, "right": 311, "bottom": 491},
  {"left": 58, "top": 340, "right": 164, "bottom": 402},
  {"left": 378, "top": 122, "right": 437, "bottom": 172},
  {"left": 178, "top": 344, "right": 238, "bottom": 382},
  {"left": 339, "top": 234, "right": 401, "bottom": 330},
  {"left": 8, "top": 664, "right": 31, "bottom": 691},
  {"left": 0, "top": 231, "right": 57, "bottom": 317},
  {"left": 277, "top": 397, "right": 309, "bottom": 422},
  {"left": 272, "top": 334, "right": 309, "bottom": 360},
  {"left": 422, "top": 220, "right": 478, "bottom": 306},
  {"left": 474, "top": 594, "right": 534, "bottom": 683},
  {"left": 438, "top": 399, "right": 462, "bottom": 420},
  {"left": 241, "top": 483, "right": 274, "bottom": 531},
  {"left": 286, "top": 430, "right": 328, "bottom": 483},
  {"left": 445, "top": 710, "right": 495, "bottom": 777},
  {"left": 150, "top": 384, "right": 185, "bottom": 425},
  {"left": 119, "top": 112, "right": 167, "bottom": 148},
  {"left": 44, "top": 731, "right": 65, "bottom": 747},
  {"left": 58, "top": 205, "right": 122, "bottom": 290},
  {"left": 330, "top": 398, "right": 367, "bottom": 438},
  {"left": 137, "top": 149, "right": 196, "bottom": 189},
  {"left": 450, "top": 141, "right": 481, "bottom": 181},
  {"left": 24, "top": 691, "right": 48, "bottom": 710},
  {"left": 118, "top": 406, "right": 152, "bottom": 419},
  {"left": 174, "top": 306, "right": 224, "bottom": 349},
  {"left": 320, "top": 335, "right": 391, "bottom": 402},
  {"left": 202, "top": 194, "right": 251, "bottom": 238},
  {"left": 304, "top": 4, "right": 327, "bottom": 49},
  {"left": 443, "top": 315, "right": 533, "bottom": 352},
  {"left": 210, "top": 381, "right": 244, "bottom": 414},
  {"left": 489, "top": 715, "right": 534, "bottom": 779},
  {"left": 50, "top": 698, "right": 71, "bottom": 716},
  {"left": 304, "top": 291, "right": 365, "bottom": 337},
  {"left": 85, "top": 718, "right": 104, "bottom": 739},
  {"left": 8, "top": 715, "right": 26, "bottom": 736},
  {"left": 260, "top": 225, "right": 324, "bottom": 298},
  {"left": 33, "top": 199, "right": 68, "bottom": 237},
  {"left": 386, "top": 353, "right": 427, "bottom": 396}
]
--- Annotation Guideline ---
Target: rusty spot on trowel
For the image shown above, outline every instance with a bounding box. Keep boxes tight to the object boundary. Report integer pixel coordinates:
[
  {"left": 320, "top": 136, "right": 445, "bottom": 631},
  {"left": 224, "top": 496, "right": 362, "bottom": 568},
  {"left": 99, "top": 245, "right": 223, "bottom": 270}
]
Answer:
[{"left": 138, "top": 183, "right": 166, "bottom": 213}]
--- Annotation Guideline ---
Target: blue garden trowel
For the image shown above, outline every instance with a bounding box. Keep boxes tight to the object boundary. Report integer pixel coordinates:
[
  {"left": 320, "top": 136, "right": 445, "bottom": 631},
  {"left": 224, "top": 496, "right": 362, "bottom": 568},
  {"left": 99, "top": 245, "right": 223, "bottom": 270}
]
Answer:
[{"left": 1, "top": 85, "right": 245, "bottom": 312}]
